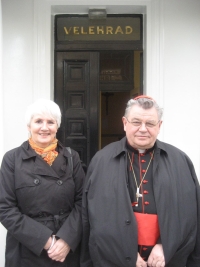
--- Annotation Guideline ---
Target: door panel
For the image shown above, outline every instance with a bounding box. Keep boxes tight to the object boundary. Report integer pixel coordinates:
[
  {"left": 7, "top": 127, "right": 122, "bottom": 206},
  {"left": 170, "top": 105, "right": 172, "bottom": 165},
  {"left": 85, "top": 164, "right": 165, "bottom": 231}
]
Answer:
[{"left": 55, "top": 52, "right": 99, "bottom": 166}]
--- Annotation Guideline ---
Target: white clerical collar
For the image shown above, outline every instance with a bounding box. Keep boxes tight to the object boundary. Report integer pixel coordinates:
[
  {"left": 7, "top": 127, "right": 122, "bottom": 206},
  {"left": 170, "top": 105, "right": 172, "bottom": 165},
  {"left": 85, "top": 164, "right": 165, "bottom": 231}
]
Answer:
[{"left": 138, "top": 149, "right": 145, "bottom": 154}]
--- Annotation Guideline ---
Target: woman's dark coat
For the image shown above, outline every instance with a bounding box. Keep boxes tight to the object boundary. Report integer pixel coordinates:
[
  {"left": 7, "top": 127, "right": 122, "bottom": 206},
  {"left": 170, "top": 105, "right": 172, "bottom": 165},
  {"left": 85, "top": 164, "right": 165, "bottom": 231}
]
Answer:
[
  {"left": 81, "top": 137, "right": 200, "bottom": 267},
  {"left": 0, "top": 141, "right": 85, "bottom": 267}
]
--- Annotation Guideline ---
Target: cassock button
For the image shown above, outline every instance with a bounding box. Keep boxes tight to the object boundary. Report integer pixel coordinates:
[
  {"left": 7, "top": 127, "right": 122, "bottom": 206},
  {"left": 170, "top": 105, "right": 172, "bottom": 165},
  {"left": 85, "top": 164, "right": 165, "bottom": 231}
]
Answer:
[
  {"left": 143, "top": 190, "right": 148, "bottom": 194},
  {"left": 143, "top": 180, "right": 148, "bottom": 184},
  {"left": 125, "top": 257, "right": 131, "bottom": 261},
  {"left": 144, "top": 201, "right": 149, "bottom": 205},
  {"left": 125, "top": 220, "right": 131, "bottom": 225},
  {"left": 142, "top": 170, "right": 146, "bottom": 173},
  {"left": 132, "top": 202, "right": 138, "bottom": 207},
  {"left": 141, "top": 159, "right": 146, "bottom": 163},
  {"left": 143, "top": 247, "right": 148, "bottom": 251}
]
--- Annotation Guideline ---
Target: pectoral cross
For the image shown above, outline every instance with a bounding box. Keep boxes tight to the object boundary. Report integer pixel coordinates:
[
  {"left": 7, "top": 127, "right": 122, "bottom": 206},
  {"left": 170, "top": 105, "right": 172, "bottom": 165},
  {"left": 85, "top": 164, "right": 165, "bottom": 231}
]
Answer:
[{"left": 135, "top": 187, "right": 143, "bottom": 206}]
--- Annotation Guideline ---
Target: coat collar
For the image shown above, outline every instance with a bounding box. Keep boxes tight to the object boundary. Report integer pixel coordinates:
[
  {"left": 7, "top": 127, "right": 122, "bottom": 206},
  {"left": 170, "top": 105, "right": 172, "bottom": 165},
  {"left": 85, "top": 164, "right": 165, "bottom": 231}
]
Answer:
[
  {"left": 20, "top": 141, "right": 72, "bottom": 179},
  {"left": 21, "top": 140, "right": 37, "bottom": 159},
  {"left": 113, "top": 136, "right": 127, "bottom": 158},
  {"left": 21, "top": 140, "right": 72, "bottom": 159},
  {"left": 113, "top": 137, "right": 168, "bottom": 158}
]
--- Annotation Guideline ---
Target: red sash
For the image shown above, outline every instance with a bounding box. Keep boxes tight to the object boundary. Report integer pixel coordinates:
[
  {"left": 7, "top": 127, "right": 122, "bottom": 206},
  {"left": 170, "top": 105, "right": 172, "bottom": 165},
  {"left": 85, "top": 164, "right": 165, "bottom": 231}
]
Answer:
[{"left": 134, "top": 212, "right": 160, "bottom": 246}]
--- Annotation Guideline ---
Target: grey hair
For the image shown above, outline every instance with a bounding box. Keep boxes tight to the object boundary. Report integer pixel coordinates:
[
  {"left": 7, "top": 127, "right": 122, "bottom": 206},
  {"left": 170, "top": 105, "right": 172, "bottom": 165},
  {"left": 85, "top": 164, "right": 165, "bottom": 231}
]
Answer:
[
  {"left": 124, "top": 98, "right": 163, "bottom": 120},
  {"left": 25, "top": 99, "right": 62, "bottom": 128}
]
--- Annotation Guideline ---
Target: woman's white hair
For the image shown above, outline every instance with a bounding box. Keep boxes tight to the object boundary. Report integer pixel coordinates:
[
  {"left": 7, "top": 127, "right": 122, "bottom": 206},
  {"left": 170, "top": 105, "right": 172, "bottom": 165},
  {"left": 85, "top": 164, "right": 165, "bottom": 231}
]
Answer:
[{"left": 25, "top": 99, "right": 62, "bottom": 128}]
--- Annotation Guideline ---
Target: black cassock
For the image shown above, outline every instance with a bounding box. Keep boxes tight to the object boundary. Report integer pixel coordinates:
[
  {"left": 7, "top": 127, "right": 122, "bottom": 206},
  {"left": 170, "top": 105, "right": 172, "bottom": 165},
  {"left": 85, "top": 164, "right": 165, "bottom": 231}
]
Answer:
[{"left": 127, "top": 143, "right": 158, "bottom": 261}]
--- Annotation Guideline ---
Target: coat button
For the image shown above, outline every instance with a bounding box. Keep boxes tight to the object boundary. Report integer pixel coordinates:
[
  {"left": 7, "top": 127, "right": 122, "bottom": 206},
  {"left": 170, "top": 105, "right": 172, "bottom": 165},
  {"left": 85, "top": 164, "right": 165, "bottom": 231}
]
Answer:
[
  {"left": 34, "top": 178, "right": 40, "bottom": 185},
  {"left": 143, "top": 190, "right": 148, "bottom": 194},
  {"left": 59, "top": 210, "right": 64, "bottom": 215},
  {"left": 125, "top": 257, "right": 131, "bottom": 261},
  {"left": 125, "top": 220, "right": 131, "bottom": 225},
  {"left": 57, "top": 180, "right": 63, "bottom": 185},
  {"left": 144, "top": 201, "right": 149, "bottom": 205},
  {"left": 38, "top": 212, "right": 43, "bottom": 218}
]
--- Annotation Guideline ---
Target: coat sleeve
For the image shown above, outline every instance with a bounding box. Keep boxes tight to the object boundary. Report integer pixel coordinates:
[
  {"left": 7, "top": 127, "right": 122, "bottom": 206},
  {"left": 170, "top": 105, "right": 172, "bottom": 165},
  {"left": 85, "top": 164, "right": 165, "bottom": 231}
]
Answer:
[
  {"left": 80, "top": 159, "right": 95, "bottom": 267},
  {"left": 56, "top": 150, "right": 85, "bottom": 251},
  {"left": 0, "top": 151, "right": 53, "bottom": 256},
  {"left": 186, "top": 157, "right": 200, "bottom": 267}
]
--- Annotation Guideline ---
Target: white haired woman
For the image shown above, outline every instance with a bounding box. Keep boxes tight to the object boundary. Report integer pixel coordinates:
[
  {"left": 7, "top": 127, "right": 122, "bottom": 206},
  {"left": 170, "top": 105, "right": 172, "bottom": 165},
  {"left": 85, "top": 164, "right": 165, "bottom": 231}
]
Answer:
[{"left": 0, "top": 99, "right": 85, "bottom": 267}]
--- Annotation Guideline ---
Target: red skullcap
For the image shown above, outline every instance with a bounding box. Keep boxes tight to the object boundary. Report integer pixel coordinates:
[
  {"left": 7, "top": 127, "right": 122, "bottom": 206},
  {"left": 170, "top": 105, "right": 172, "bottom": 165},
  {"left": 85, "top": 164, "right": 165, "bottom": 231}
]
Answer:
[{"left": 134, "top": 95, "right": 156, "bottom": 102}]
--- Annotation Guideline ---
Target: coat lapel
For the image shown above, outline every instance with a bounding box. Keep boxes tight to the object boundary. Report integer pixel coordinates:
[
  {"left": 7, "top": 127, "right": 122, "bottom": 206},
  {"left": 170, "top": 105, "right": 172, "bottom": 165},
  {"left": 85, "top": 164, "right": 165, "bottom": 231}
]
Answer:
[
  {"left": 21, "top": 141, "right": 71, "bottom": 179},
  {"left": 33, "top": 156, "right": 59, "bottom": 178},
  {"left": 21, "top": 142, "right": 59, "bottom": 179},
  {"left": 50, "top": 152, "right": 69, "bottom": 178}
]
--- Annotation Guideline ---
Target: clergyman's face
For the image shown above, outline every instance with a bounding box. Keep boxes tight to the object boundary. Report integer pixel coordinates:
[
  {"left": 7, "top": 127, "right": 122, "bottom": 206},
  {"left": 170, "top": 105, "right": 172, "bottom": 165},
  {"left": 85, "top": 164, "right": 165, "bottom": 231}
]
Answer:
[
  {"left": 28, "top": 114, "right": 58, "bottom": 148},
  {"left": 122, "top": 105, "right": 162, "bottom": 150}
]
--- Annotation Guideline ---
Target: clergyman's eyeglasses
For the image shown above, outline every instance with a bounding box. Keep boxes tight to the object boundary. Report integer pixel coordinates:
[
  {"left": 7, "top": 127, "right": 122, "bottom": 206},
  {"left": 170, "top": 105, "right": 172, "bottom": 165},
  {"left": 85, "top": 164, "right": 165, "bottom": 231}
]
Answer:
[{"left": 125, "top": 118, "right": 160, "bottom": 128}]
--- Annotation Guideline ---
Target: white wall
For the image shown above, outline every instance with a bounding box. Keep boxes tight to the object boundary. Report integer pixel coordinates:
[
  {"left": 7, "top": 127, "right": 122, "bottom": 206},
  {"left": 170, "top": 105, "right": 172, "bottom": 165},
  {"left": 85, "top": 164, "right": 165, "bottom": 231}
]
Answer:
[
  {"left": 0, "top": 0, "right": 3, "bottom": 161},
  {"left": 2, "top": 0, "right": 35, "bottom": 151},
  {"left": 0, "top": 2, "right": 6, "bottom": 266},
  {"left": 161, "top": 0, "right": 200, "bottom": 173},
  {"left": 1, "top": 0, "right": 200, "bottom": 265}
]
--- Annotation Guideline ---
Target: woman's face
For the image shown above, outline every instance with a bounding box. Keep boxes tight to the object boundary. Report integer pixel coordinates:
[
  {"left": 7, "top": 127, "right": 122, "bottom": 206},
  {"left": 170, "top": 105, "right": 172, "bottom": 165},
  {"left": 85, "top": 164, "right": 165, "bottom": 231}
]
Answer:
[{"left": 28, "top": 114, "right": 58, "bottom": 148}]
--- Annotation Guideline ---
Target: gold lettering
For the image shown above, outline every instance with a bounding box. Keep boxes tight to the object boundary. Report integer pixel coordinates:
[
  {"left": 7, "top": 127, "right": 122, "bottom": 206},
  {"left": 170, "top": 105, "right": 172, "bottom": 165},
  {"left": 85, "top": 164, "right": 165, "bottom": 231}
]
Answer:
[
  {"left": 115, "top": 26, "right": 124, "bottom": 34},
  {"left": 81, "top": 27, "right": 87, "bottom": 34},
  {"left": 89, "top": 26, "right": 95, "bottom": 34},
  {"left": 126, "top": 26, "right": 133, "bottom": 34},
  {"left": 64, "top": 27, "right": 72, "bottom": 35},
  {"left": 97, "top": 26, "right": 104, "bottom": 34},
  {"left": 106, "top": 26, "right": 113, "bottom": 34},
  {"left": 73, "top": 27, "right": 79, "bottom": 34},
  {"left": 64, "top": 25, "right": 133, "bottom": 36}
]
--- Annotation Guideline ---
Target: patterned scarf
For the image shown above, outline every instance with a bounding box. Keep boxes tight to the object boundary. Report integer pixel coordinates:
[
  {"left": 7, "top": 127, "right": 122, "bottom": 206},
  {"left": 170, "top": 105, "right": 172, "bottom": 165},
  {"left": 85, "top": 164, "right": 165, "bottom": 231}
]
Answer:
[{"left": 29, "top": 138, "right": 58, "bottom": 166}]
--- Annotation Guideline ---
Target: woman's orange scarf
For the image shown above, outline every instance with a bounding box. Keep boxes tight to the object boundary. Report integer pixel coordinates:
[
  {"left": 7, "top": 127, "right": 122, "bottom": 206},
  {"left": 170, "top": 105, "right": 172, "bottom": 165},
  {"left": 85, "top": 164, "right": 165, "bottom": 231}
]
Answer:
[{"left": 29, "top": 138, "right": 58, "bottom": 166}]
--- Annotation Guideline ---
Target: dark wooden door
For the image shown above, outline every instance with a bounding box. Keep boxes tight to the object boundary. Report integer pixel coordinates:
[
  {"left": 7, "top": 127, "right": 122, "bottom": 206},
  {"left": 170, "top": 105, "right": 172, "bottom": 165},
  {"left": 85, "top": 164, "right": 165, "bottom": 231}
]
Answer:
[{"left": 55, "top": 52, "right": 99, "bottom": 166}]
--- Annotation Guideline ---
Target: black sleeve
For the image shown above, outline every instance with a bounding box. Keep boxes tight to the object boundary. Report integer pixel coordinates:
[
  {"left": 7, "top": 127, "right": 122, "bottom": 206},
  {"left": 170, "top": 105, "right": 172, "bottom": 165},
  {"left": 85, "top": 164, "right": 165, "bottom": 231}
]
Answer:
[
  {"left": 80, "top": 160, "right": 95, "bottom": 267},
  {"left": 186, "top": 156, "right": 200, "bottom": 267},
  {"left": 56, "top": 150, "right": 85, "bottom": 251}
]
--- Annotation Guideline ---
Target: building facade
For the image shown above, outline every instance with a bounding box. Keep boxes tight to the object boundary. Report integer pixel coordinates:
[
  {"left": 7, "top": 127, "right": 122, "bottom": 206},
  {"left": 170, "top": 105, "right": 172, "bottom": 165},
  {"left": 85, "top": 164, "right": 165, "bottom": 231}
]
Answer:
[{"left": 0, "top": 0, "right": 200, "bottom": 265}]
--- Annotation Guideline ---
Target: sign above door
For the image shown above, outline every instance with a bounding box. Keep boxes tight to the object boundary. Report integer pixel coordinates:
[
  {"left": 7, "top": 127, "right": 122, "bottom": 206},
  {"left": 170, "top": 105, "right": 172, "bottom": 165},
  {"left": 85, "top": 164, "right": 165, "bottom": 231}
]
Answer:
[{"left": 55, "top": 15, "right": 142, "bottom": 42}]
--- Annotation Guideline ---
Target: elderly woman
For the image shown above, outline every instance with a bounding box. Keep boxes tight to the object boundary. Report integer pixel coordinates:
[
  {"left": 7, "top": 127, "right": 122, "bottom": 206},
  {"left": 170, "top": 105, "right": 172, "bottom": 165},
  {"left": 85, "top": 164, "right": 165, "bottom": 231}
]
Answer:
[{"left": 0, "top": 99, "right": 85, "bottom": 267}]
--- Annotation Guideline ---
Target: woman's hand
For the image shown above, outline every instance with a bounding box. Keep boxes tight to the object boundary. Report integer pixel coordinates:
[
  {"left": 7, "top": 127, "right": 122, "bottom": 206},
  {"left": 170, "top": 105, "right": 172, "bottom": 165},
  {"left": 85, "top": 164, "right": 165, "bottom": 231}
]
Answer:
[
  {"left": 136, "top": 252, "right": 147, "bottom": 267},
  {"left": 47, "top": 238, "right": 70, "bottom": 262}
]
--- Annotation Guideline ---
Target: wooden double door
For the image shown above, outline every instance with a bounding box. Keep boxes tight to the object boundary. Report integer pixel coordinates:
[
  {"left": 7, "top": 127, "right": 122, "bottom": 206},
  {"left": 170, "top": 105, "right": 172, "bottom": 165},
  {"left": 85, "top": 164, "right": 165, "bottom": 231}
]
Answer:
[
  {"left": 55, "top": 50, "right": 141, "bottom": 166},
  {"left": 55, "top": 52, "right": 99, "bottom": 166}
]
